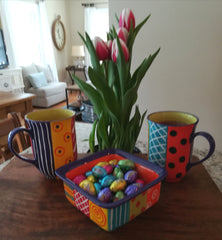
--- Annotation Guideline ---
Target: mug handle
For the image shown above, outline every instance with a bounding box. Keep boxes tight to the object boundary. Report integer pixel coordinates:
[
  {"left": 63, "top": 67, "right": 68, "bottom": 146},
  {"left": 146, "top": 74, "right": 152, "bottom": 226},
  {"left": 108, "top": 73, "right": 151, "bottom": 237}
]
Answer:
[
  {"left": 186, "top": 131, "right": 215, "bottom": 171},
  {"left": 8, "top": 127, "right": 36, "bottom": 165}
]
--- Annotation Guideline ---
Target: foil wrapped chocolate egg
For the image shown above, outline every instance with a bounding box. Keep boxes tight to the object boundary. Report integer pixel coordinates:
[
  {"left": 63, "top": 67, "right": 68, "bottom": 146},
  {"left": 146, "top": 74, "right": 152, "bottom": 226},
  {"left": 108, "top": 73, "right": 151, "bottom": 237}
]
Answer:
[
  {"left": 136, "top": 179, "right": 145, "bottom": 185},
  {"left": 72, "top": 174, "right": 86, "bottom": 185},
  {"left": 113, "top": 166, "right": 124, "bottom": 179},
  {"left": 85, "top": 171, "right": 93, "bottom": 177},
  {"left": 109, "top": 159, "right": 118, "bottom": 167},
  {"left": 94, "top": 182, "right": 102, "bottom": 195},
  {"left": 96, "top": 161, "right": 109, "bottom": 167},
  {"left": 103, "top": 165, "right": 113, "bottom": 174},
  {"left": 113, "top": 191, "right": 125, "bottom": 202},
  {"left": 118, "top": 159, "right": 135, "bottom": 172},
  {"left": 98, "top": 187, "right": 112, "bottom": 202},
  {"left": 125, "top": 182, "right": 143, "bottom": 196},
  {"left": 92, "top": 166, "right": 107, "bottom": 178},
  {"left": 101, "top": 175, "right": 116, "bottom": 187},
  {"left": 79, "top": 179, "right": 96, "bottom": 196},
  {"left": 110, "top": 179, "right": 127, "bottom": 192},
  {"left": 124, "top": 170, "right": 138, "bottom": 184},
  {"left": 87, "top": 175, "right": 96, "bottom": 183}
]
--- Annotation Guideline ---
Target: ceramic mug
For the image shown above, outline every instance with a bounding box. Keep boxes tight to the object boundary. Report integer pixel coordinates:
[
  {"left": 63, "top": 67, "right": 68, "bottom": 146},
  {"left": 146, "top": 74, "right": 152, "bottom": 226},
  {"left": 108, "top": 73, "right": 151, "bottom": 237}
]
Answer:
[
  {"left": 147, "top": 111, "right": 215, "bottom": 182},
  {"left": 8, "top": 109, "right": 78, "bottom": 179}
]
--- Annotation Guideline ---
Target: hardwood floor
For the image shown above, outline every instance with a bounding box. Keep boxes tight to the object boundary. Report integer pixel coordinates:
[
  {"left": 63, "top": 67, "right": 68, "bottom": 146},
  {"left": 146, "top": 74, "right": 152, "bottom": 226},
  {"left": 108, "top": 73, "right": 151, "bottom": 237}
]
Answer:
[{"left": 33, "top": 91, "right": 79, "bottom": 110}]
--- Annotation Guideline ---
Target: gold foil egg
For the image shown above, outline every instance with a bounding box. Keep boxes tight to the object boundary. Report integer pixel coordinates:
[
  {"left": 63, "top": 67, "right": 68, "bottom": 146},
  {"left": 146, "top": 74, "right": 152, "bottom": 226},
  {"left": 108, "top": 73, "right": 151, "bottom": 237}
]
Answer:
[
  {"left": 87, "top": 175, "right": 96, "bottom": 183},
  {"left": 96, "top": 161, "right": 109, "bottom": 167},
  {"left": 79, "top": 179, "right": 96, "bottom": 196},
  {"left": 109, "top": 159, "right": 118, "bottom": 166},
  {"left": 110, "top": 179, "right": 127, "bottom": 192}
]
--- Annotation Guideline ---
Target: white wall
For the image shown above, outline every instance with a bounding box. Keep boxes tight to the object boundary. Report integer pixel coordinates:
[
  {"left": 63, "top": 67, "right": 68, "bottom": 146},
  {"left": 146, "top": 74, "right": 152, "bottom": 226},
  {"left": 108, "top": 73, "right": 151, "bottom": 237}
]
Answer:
[
  {"left": 109, "top": 0, "right": 222, "bottom": 152},
  {"left": 45, "top": 0, "right": 107, "bottom": 83},
  {"left": 44, "top": 0, "right": 70, "bottom": 82}
]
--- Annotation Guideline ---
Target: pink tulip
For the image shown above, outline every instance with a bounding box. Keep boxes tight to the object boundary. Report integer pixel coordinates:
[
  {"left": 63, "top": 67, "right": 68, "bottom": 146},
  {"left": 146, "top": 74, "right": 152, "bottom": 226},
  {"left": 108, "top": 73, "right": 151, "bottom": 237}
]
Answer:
[
  {"left": 119, "top": 8, "right": 135, "bottom": 32},
  {"left": 111, "top": 38, "right": 130, "bottom": 63},
  {"left": 117, "top": 27, "right": 129, "bottom": 43},
  {"left": 107, "top": 40, "right": 112, "bottom": 58},
  {"left": 94, "top": 36, "right": 109, "bottom": 60},
  {"left": 107, "top": 40, "right": 112, "bottom": 51}
]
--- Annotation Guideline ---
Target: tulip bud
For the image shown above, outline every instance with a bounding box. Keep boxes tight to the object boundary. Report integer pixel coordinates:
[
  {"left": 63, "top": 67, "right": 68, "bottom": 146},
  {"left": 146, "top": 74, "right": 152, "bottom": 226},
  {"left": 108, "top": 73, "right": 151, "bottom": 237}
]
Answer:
[
  {"left": 111, "top": 38, "right": 130, "bottom": 63},
  {"left": 107, "top": 40, "right": 112, "bottom": 58},
  {"left": 117, "top": 27, "right": 129, "bottom": 43},
  {"left": 94, "top": 36, "right": 109, "bottom": 60},
  {"left": 119, "top": 8, "right": 135, "bottom": 32},
  {"left": 107, "top": 40, "right": 113, "bottom": 52}
]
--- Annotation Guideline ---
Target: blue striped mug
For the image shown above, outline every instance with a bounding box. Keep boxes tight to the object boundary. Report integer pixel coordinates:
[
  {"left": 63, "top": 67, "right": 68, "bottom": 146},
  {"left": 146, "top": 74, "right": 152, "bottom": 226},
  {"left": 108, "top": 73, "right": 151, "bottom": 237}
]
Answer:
[{"left": 8, "top": 109, "right": 78, "bottom": 179}]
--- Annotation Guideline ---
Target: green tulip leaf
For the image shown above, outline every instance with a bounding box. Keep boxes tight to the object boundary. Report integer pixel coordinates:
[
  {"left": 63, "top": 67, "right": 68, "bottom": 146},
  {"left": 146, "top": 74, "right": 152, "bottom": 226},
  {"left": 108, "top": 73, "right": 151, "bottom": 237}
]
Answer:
[
  {"left": 89, "top": 119, "right": 97, "bottom": 153},
  {"left": 73, "top": 75, "right": 103, "bottom": 117}
]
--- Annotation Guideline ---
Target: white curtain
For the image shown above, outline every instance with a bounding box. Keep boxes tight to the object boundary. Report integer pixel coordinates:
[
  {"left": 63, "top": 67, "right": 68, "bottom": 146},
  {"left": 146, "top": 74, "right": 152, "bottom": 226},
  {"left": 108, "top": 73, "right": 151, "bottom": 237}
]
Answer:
[
  {"left": 38, "top": 1, "right": 58, "bottom": 82},
  {"left": 0, "top": 0, "right": 58, "bottom": 82},
  {"left": 84, "top": 5, "right": 109, "bottom": 67}
]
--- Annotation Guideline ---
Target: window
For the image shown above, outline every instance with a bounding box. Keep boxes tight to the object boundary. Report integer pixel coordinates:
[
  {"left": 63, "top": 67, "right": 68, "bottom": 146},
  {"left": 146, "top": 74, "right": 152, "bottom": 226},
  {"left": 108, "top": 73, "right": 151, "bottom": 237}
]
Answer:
[
  {"left": 5, "top": 1, "right": 43, "bottom": 66},
  {"left": 84, "top": 5, "right": 109, "bottom": 66},
  {"left": 0, "top": 0, "right": 58, "bottom": 81}
]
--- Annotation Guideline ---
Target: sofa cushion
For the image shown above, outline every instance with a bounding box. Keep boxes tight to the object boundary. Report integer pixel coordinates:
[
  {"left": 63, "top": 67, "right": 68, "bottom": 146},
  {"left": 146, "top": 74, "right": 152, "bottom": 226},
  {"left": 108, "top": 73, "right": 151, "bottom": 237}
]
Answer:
[
  {"left": 36, "top": 64, "right": 54, "bottom": 83},
  {"left": 27, "top": 82, "right": 66, "bottom": 97},
  {"left": 21, "top": 63, "right": 38, "bottom": 91},
  {"left": 28, "top": 72, "right": 48, "bottom": 89}
]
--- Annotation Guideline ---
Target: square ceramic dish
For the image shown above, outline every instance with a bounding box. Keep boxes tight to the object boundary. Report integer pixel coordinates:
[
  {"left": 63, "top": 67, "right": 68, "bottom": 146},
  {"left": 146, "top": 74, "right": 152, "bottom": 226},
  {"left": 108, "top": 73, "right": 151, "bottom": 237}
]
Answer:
[{"left": 56, "top": 149, "right": 167, "bottom": 231}]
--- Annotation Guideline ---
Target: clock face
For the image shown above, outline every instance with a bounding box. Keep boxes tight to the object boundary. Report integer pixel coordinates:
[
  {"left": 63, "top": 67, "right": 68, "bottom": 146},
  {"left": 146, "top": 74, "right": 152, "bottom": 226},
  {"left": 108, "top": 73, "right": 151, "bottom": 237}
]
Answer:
[{"left": 52, "top": 18, "right": 66, "bottom": 50}]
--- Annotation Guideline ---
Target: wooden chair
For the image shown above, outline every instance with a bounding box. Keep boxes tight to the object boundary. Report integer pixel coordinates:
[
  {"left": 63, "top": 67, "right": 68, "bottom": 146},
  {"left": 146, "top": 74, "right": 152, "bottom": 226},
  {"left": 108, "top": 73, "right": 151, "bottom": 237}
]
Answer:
[{"left": 0, "top": 112, "right": 30, "bottom": 163}]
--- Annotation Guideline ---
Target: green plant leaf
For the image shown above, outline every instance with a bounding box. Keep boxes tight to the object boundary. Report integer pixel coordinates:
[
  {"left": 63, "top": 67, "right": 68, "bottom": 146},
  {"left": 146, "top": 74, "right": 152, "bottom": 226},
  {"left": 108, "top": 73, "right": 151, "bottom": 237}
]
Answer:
[
  {"left": 96, "top": 111, "right": 110, "bottom": 149},
  {"left": 128, "top": 14, "right": 151, "bottom": 54},
  {"left": 129, "top": 48, "right": 161, "bottom": 91},
  {"left": 115, "top": 36, "right": 130, "bottom": 99},
  {"left": 89, "top": 119, "right": 97, "bottom": 153},
  {"left": 107, "top": 60, "right": 117, "bottom": 88},
  {"left": 88, "top": 67, "right": 120, "bottom": 119},
  {"left": 78, "top": 32, "right": 101, "bottom": 72},
  {"left": 121, "top": 87, "right": 138, "bottom": 126},
  {"left": 73, "top": 75, "right": 103, "bottom": 117}
]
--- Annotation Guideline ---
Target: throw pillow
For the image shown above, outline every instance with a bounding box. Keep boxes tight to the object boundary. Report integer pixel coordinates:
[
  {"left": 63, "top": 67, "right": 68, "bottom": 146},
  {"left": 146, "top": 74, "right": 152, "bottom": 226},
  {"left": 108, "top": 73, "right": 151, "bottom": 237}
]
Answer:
[
  {"left": 36, "top": 64, "right": 54, "bottom": 83},
  {"left": 21, "top": 63, "right": 38, "bottom": 91},
  {"left": 28, "top": 72, "right": 48, "bottom": 89}
]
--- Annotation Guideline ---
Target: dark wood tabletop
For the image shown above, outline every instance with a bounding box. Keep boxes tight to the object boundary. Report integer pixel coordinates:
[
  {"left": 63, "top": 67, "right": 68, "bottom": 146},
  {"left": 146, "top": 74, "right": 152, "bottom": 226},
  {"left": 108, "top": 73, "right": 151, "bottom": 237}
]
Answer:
[{"left": 0, "top": 154, "right": 221, "bottom": 240}]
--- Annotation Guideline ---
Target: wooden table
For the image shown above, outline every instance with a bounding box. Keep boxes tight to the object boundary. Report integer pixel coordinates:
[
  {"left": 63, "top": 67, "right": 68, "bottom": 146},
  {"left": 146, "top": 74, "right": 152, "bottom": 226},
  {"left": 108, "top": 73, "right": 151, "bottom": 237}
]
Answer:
[
  {"left": 0, "top": 154, "right": 221, "bottom": 240},
  {"left": 0, "top": 92, "right": 36, "bottom": 119}
]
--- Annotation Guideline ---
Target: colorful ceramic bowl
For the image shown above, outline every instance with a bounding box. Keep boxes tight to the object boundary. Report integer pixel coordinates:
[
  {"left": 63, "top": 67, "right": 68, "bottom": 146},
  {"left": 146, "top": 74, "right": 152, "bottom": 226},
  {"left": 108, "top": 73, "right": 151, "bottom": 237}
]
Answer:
[{"left": 56, "top": 149, "right": 167, "bottom": 231}]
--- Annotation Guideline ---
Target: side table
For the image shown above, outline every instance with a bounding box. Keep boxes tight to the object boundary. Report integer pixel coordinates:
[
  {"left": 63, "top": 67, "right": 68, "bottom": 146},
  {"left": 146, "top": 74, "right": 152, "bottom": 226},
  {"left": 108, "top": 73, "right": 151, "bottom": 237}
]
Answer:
[
  {"left": 65, "top": 65, "right": 87, "bottom": 84},
  {"left": 65, "top": 84, "right": 82, "bottom": 110}
]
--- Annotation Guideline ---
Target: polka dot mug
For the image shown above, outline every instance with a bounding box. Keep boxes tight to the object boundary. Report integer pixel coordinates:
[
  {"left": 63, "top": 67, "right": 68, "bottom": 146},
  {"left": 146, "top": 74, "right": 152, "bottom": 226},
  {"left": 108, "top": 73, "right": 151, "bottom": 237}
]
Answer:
[
  {"left": 147, "top": 111, "right": 215, "bottom": 182},
  {"left": 8, "top": 109, "right": 78, "bottom": 179}
]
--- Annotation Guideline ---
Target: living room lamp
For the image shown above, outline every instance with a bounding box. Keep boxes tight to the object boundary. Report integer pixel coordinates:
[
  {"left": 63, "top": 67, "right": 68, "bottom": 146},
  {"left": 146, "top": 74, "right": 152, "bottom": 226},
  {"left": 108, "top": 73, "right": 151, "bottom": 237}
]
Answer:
[{"left": 72, "top": 45, "right": 85, "bottom": 66}]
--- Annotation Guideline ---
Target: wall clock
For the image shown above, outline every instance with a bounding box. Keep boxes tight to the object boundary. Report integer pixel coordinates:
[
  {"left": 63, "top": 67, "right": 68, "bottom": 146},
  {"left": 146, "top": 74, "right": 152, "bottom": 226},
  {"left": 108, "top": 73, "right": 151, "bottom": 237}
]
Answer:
[{"left": 52, "top": 15, "right": 66, "bottom": 51}]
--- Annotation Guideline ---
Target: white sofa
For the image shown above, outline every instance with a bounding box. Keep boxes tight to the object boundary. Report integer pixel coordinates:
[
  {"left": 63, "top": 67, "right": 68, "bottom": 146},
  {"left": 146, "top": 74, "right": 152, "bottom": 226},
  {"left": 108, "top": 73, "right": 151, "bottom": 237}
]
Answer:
[{"left": 21, "top": 63, "right": 66, "bottom": 108}]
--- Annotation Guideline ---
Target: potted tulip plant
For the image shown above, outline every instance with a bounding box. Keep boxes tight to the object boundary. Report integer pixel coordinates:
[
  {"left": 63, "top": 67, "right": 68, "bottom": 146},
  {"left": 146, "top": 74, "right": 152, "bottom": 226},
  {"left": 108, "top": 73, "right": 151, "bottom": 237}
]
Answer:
[{"left": 74, "top": 8, "right": 160, "bottom": 153}]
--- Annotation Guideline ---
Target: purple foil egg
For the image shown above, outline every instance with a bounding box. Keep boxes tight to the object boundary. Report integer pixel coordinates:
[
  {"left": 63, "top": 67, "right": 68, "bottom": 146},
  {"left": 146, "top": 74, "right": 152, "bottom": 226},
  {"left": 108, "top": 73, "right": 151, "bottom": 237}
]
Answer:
[
  {"left": 125, "top": 183, "right": 143, "bottom": 196},
  {"left": 124, "top": 170, "right": 138, "bottom": 183},
  {"left": 98, "top": 187, "right": 112, "bottom": 202}
]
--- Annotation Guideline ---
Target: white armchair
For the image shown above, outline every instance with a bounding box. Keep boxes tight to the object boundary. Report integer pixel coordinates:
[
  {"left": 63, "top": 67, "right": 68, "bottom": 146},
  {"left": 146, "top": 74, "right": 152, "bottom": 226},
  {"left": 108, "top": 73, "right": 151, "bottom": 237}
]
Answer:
[{"left": 21, "top": 63, "right": 66, "bottom": 107}]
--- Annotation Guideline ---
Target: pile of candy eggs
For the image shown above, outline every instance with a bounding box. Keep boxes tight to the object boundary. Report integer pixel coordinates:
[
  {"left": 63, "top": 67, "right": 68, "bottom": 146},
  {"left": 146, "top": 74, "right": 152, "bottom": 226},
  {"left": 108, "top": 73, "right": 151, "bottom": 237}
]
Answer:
[{"left": 72, "top": 159, "right": 145, "bottom": 203}]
